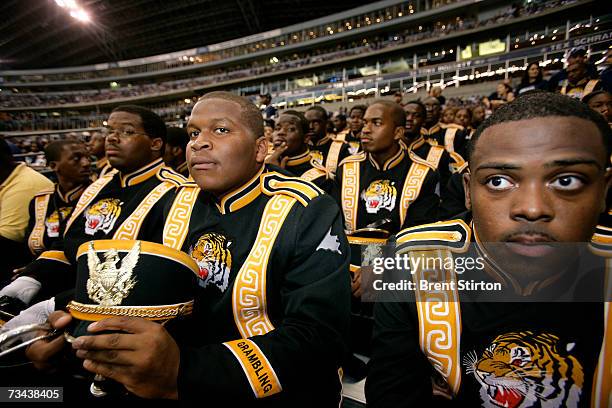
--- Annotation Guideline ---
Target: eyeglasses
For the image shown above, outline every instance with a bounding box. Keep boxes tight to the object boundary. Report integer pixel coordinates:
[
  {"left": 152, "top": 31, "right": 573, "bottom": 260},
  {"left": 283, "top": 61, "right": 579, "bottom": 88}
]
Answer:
[{"left": 102, "top": 128, "right": 147, "bottom": 138}]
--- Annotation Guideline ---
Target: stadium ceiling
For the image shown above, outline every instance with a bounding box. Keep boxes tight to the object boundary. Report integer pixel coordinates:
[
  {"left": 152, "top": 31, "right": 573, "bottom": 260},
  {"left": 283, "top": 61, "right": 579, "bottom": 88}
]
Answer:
[{"left": 0, "top": 0, "right": 375, "bottom": 70}]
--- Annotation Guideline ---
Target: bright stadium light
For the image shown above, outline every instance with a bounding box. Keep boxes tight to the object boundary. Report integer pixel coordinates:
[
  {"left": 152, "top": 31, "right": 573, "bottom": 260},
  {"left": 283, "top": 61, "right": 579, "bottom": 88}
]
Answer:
[{"left": 70, "top": 9, "right": 90, "bottom": 22}]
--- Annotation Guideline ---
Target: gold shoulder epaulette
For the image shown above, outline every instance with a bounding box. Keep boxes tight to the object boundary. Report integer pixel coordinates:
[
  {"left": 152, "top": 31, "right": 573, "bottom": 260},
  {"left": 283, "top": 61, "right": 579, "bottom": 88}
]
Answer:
[
  {"left": 157, "top": 167, "right": 196, "bottom": 187},
  {"left": 590, "top": 224, "right": 612, "bottom": 257},
  {"left": 396, "top": 219, "right": 471, "bottom": 254},
  {"left": 338, "top": 151, "right": 366, "bottom": 167},
  {"left": 261, "top": 172, "right": 322, "bottom": 207},
  {"left": 440, "top": 123, "right": 464, "bottom": 130},
  {"left": 34, "top": 188, "right": 55, "bottom": 197}
]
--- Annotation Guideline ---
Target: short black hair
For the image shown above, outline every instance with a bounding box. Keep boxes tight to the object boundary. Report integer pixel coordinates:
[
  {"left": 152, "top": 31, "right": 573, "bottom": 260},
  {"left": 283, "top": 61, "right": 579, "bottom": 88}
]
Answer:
[
  {"left": 305, "top": 105, "right": 328, "bottom": 119},
  {"left": 404, "top": 100, "right": 426, "bottom": 114},
  {"left": 111, "top": 105, "right": 167, "bottom": 143},
  {"left": 44, "top": 140, "right": 83, "bottom": 162},
  {"left": 165, "top": 127, "right": 189, "bottom": 151},
  {"left": 369, "top": 100, "right": 406, "bottom": 128},
  {"left": 0, "top": 136, "right": 12, "bottom": 160},
  {"left": 469, "top": 91, "right": 612, "bottom": 162},
  {"left": 198, "top": 91, "right": 264, "bottom": 138},
  {"left": 281, "top": 110, "right": 309, "bottom": 135},
  {"left": 582, "top": 90, "right": 611, "bottom": 105},
  {"left": 349, "top": 104, "right": 368, "bottom": 115}
]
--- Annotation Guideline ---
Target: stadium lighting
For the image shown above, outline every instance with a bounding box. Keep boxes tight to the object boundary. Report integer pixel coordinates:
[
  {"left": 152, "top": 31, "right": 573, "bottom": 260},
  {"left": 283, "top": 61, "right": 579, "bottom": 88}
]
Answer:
[{"left": 70, "top": 9, "right": 90, "bottom": 22}]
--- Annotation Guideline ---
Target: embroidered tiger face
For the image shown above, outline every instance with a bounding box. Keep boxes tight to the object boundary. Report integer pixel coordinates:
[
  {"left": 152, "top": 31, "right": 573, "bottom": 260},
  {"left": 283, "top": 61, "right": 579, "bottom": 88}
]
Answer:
[
  {"left": 361, "top": 180, "right": 397, "bottom": 214},
  {"left": 45, "top": 207, "right": 73, "bottom": 237},
  {"left": 463, "top": 331, "right": 583, "bottom": 408},
  {"left": 189, "top": 232, "right": 232, "bottom": 292},
  {"left": 84, "top": 198, "right": 122, "bottom": 236}
]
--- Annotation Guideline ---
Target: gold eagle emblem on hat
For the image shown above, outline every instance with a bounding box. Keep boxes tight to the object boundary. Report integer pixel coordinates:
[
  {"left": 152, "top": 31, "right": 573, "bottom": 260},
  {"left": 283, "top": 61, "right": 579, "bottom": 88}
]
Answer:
[{"left": 86, "top": 241, "right": 140, "bottom": 306}]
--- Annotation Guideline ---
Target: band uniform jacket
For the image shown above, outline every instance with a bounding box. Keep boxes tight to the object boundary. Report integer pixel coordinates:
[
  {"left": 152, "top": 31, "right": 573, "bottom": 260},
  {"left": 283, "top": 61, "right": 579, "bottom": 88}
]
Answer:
[
  {"left": 366, "top": 218, "right": 611, "bottom": 408},
  {"left": 167, "top": 165, "right": 351, "bottom": 406},
  {"left": 22, "top": 158, "right": 186, "bottom": 300},
  {"left": 310, "top": 133, "right": 351, "bottom": 175},
  {"left": 331, "top": 143, "right": 439, "bottom": 235},
  {"left": 420, "top": 123, "right": 469, "bottom": 163},
  {"left": 25, "top": 183, "right": 88, "bottom": 258}
]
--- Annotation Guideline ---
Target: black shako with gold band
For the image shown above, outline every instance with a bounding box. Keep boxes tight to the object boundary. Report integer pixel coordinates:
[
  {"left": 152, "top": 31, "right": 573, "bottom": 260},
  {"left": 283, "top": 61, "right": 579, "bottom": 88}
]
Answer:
[
  {"left": 332, "top": 142, "right": 439, "bottom": 235},
  {"left": 66, "top": 239, "right": 197, "bottom": 338},
  {"left": 366, "top": 218, "right": 612, "bottom": 408},
  {"left": 21, "top": 158, "right": 188, "bottom": 301},
  {"left": 26, "top": 182, "right": 89, "bottom": 257},
  {"left": 310, "top": 132, "right": 351, "bottom": 175},
  {"left": 167, "top": 164, "right": 351, "bottom": 405}
]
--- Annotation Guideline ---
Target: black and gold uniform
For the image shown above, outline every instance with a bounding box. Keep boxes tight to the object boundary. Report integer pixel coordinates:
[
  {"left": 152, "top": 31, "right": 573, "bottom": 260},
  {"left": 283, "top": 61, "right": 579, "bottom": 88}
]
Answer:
[
  {"left": 421, "top": 123, "right": 469, "bottom": 163},
  {"left": 332, "top": 143, "right": 439, "bottom": 235},
  {"left": 168, "top": 165, "right": 351, "bottom": 405},
  {"left": 175, "top": 161, "right": 190, "bottom": 178},
  {"left": 561, "top": 77, "right": 602, "bottom": 99},
  {"left": 406, "top": 136, "right": 466, "bottom": 197},
  {"left": 20, "top": 158, "right": 186, "bottom": 300},
  {"left": 92, "top": 156, "right": 111, "bottom": 180},
  {"left": 282, "top": 149, "right": 331, "bottom": 190},
  {"left": 25, "top": 183, "right": 88, "bottom": 258},
  {"left": 366, "top": 219, "right": 611, "bottom": 407},
  {"left": 310, "top": 133, "right": 351, "bottom": 175},
  {"left": 337, "top": 128, "right": 362, "bottom": 155}
]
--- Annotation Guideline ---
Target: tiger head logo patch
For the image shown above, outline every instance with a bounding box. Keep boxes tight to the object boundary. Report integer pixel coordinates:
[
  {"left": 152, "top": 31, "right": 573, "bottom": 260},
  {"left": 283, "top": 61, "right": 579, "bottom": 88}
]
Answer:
[
  {"left": 463, "top": 331, "right": 583, "bottom": 408},
  {"left": 45, "top": 207, "right": 73, "bottom": 237},
  {"left": 361, "top": 180, "right": 397, "bottom": 214},
  {"left": 189, "top": 232, "right": 232, "bottom": 292},
  {"left": 84, "top": 198, "right": 122, "bottom": 236}
]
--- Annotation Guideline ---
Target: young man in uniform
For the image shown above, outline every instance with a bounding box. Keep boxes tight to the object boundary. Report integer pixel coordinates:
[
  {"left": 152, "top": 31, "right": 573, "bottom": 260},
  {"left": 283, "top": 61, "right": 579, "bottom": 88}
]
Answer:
[
  {"left": 560, "top": 60, "right": 603, "bottom": 100},
  {"left": 345, "top": 104, "right": 367, "bottom": 155},
  {"left": 86, "top": 131, "right": 110, "bottom": 179},
  {"left": 304, "top": 105, "right": 350, "bottom": 175},
  {"left": 421, "top": 96, "right": 469, "bottom": 162},
  {"left": 30, "top": 92, "right": 351, "bottom": 405},
  {"left": 266, "top": 110, "right": 329, "bottom": 187},
  {"left": 366, "top": 92, "right": 612, "bottom": 407},
  {"left": 163, "top": 127, "right": 190, "bottom": 177},
  {"left": 0, "top": 105, "right": 186, "bottom": 310}
]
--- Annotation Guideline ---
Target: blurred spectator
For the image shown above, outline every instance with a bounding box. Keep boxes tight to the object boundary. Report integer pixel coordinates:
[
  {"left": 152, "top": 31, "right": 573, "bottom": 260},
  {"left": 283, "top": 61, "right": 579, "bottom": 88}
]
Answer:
[
  {"left": 454, "top": 107, "right": 472, "bottom": 129},
  {"left": 515, "top": 62, "right": 548, "bottom": 95},
  {"left": 483, "top": 82, "right": 514, "bottom": 110},
  {"left": 471, "top": 104, "right": 486, "bottom": 129},
  {"left": 441, "top": 107, "right": 457, "bottom": 125},
  {"left": 560, "top": 61, "right": 602, "bottom": 99},
  {"left": 429, "top": 86, "right": 446, "bottom": 106},
  {"left": 547, "top": 47, "right": 597, "bottom": 92},
  {"left": 600, "top": 48, "right": 612, "bottom": 93},
  {"left": 259, "top": 93, "right": 277, "bottom": 119},
  {"left": 0, "top": 137, "right": 53, "bottom": 280},
  {"left": 332, "top": 113, "right": 347, "bottom": 133},
  {"left": 582, "top": 90, "right": 612, "bottom": 123},
  {"left": 393, "top": 91, "right": 405, "bottom": 107},
  {"left": 163, "top": 127, "right": 190, "bottom": 177}
]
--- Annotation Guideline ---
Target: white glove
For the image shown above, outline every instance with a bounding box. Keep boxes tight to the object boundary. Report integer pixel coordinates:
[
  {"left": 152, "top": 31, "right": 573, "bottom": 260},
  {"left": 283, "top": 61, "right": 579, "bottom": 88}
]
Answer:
[
  {"left": 0, "top": 276, "right": 42, "bottom": 305},
  {"left": 0, "top": 297, "right": 55, "bottom": 332}
]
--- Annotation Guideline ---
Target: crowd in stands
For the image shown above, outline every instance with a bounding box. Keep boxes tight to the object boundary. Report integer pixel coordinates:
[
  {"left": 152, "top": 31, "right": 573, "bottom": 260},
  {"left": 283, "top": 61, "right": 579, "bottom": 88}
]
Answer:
[{"left": 0, "top": 0, "right": 583, "bottom": 111}]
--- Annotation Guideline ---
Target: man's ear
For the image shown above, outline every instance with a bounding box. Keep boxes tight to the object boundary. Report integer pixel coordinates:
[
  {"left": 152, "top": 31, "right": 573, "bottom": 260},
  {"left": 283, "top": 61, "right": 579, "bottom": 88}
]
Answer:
[
  {"left": 48, "top": 160, "right": 58, "bottom": 171},
  {"left": 463, "top": 172, "right": 472, "bottom": 211},
  {"left": 151, "top": 138, "right": 163, "bottom": 153},
  {"left": 394, "top": 126, "right": 405, "bottom": 140},
  {"left": 255, "top": 136, "right": 268, "bottom": 164}
]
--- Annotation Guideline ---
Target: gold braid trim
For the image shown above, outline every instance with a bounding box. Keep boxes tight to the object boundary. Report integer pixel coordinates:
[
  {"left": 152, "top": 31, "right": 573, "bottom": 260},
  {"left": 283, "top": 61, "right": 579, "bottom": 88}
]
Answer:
[{"left": 66, "top": 300, "right": 193, "bottom": 321}]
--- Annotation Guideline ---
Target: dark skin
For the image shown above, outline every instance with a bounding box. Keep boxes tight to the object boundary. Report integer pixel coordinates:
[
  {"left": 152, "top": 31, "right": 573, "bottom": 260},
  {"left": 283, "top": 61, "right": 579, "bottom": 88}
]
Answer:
[
  {"left": 104, "top": 111, "right": 163, "bottom": 174},
  {"left": 27, "top": 98, "right": 269, "bottom": 399},
  {"left": 266, "top": 114, "right": 310, "bottom": 168},
  {"left": 162, "top": 143, "right": 186, "bottom": 170},
  {"left": 87, "top": 132, "right": 106, "bottom": 160},
  {"left": 454, "top": 108, "right": 471, "bottom": 129},
  {"left": 361, "top": 103, "right": 403, "bottom": 166},
  {"left": 422, "top": 96, "right": 441, "bottom": 128},
  {"left": 50, "top": 143, "right": 91, "bottom": 193},
  {"left": 403, "top": 103, "right": 425, "bottom": 141},
  {"left": 464, "top": 117, "right": 612, "bottom": 287},
  {"left": 348, "top": 109, "right": 365, "bottom": 134},
  {"left": 567, "top": 62, "right": 588, "bottom": 85},
  {"left": 304, "top": 109, "right": 327, "bottom": 143},
  {"left": 332, "top": 115, "right": 347, "bottom": 132}
]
